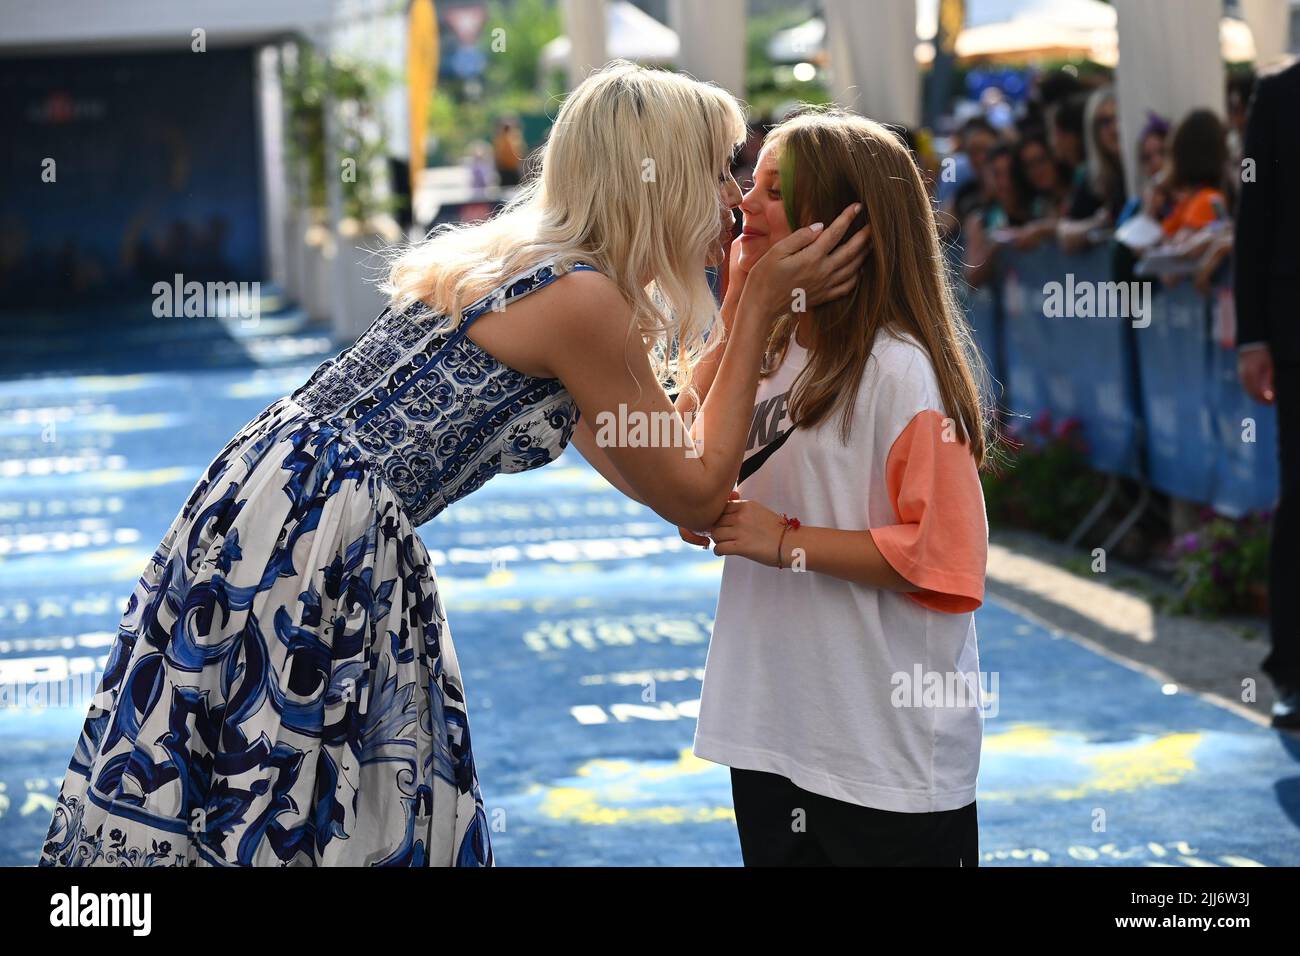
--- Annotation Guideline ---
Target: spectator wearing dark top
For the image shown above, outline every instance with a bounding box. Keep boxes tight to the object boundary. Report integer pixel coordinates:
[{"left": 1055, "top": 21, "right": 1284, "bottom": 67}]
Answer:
[
  {"left": 1022, "top": 67, "right": 1085, "bottom": 134},
  {"left": 1234, "top": 58, "right": 1300, "bottom": 728},
  {"left": 1116, "top": 112, "right": 1170, "bottom": 227},
  {"left": 1059, "top": 88, "right": 1126, "bottom": 253},
  {"left": 947, "top": 116, "right": 1001, "bottom": 230},
  {"left": 963, "top": 143, "right": 1030, "bottom": 289},
  {"left": 1047, "top": 91, "right": 1086, "bottom": 174},
  {"left": 1015, "top": 133, "right": 1072, "bottom": 218},
  {"left": 973, "top": 134, "right": 1070, "bottom": 259}
]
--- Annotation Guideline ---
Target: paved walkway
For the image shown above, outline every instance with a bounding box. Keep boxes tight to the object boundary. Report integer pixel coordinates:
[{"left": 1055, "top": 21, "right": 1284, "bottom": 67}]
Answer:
[{"left": 1, "top": 310, "right": 1297, "bottom": 866}]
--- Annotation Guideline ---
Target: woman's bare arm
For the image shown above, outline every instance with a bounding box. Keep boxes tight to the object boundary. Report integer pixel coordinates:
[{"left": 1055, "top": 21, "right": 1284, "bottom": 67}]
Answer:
[
  {"left": 673, "top": 258, "right": 746, "bottom": 423},
  {"left": 578, "top": 258, "right": 743, "bottom": 505},
  {"left": 543, "top": 206, "right": 866, "bottom": 530},
  {"left": 544, "top": 270, "right": 773, "bottom": 530},
  {"left": 568, "top": 413, "right": 647, "bottom": 504}
]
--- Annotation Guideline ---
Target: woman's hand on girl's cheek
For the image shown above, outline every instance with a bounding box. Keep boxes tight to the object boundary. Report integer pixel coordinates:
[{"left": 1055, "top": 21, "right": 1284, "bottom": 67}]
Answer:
[
  {"left": 744, "top": 203, "right": 864, "bottom": 318},
  {"left": 725, "top": 234, "right": 751, "bottom": 293},
  {"left": 708, "top": 497, "right": 784, "bottom": 567}
]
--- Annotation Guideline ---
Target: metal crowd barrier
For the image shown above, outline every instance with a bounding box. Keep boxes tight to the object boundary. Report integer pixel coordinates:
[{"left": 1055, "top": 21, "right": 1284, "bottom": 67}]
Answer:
[{"left": 957, "top": 240, "right": 1278, "bottom": 543}]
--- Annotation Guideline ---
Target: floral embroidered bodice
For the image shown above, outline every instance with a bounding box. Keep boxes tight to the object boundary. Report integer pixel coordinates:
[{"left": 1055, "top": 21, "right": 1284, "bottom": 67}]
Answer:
[{"left": 291, "top": 258, "right": 591, "bottom": 524}]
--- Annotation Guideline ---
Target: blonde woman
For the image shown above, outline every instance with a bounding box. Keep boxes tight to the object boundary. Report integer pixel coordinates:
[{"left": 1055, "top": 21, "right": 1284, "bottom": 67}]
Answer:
[{"left": 38, "top": 62, "right": 865, "bottom": 868}]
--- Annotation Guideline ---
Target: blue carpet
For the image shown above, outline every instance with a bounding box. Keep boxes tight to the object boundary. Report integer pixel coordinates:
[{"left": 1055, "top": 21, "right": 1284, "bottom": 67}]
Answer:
[{"left": 1, "top": 302, "right": 1298, "bottom": 866}]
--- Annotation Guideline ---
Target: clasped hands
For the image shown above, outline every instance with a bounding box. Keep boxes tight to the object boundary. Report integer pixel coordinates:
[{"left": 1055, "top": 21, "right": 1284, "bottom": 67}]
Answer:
[{"left": 678, "top": 491, "right": 791, "bottom": 568}]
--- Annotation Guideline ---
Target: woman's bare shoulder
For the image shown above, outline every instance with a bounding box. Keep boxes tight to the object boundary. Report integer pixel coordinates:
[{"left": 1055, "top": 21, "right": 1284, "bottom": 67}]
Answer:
[
  {"left": 540, "top": 267, "right": 635, "bottom": 341},
  {"left": 553, "top": 266, "right": 627, "bottom": 310},
  {"left": 483, "top": 265, "right": 638, "bottom": 381}
]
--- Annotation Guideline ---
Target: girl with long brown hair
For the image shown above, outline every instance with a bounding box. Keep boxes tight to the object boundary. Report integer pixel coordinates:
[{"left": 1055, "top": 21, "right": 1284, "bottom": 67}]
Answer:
[{"left": 684, "top": 109, "right": 992, "bottom": 866}]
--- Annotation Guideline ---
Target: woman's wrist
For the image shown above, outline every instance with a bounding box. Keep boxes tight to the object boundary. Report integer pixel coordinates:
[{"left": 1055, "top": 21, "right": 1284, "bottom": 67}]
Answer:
[
  {"left": 736, "top": 271, "right": 783, "bottom": 326},
  {"left": 720, "top": 274, "right": 747, "bottom": 328}
]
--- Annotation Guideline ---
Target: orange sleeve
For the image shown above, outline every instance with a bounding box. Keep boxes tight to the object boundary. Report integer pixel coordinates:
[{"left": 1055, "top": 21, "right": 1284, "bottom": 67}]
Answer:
[
  {"left": 1161, "top": 195, "right": 1189, "bottom": 236},
  {"left": 868, "top": 409, "right": 988, "bottom": 613},
  {"left": 1163, "top": 189, "right": 1226, "bottom": 236},
  {"left": 1161, "top": 203, "right": 1181, "bottom": 237},
  {"left": 1183, "top": 189, "right": 1224, "bottom": 231}
]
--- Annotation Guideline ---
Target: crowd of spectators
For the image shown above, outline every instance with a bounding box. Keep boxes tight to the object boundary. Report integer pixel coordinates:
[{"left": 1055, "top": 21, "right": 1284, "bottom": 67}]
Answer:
[{"left": 939, "top": 67, "right": 1247, "bottom": 297}]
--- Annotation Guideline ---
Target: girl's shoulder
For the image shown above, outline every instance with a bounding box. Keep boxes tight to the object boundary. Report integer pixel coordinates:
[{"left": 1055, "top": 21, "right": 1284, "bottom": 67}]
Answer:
[
  {"left": 857, "top": 330, "right": 947, "bottom": 431},
  {"left": 867, "top": 329, "right": 941, "bottom": 392}
]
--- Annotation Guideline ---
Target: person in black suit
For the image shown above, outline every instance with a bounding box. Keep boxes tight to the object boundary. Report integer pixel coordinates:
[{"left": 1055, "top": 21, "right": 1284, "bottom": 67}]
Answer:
[{"left": 1235, "top": 57, "right": 1300, "bottom": 729}]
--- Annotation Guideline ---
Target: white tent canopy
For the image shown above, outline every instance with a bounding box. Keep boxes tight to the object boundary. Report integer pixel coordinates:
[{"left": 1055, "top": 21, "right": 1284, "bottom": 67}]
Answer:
[
  {"left": 770, "top": 0, "right": 1117, "bottom": 61},
  {"left": 769, "top": 0, "right": 1269, "bottom": 66},
  {"left": 541, "top": 0, "right": 678, "bottom": 76},
  {"left": 824, "top": 0, "right": 920, "bottom": 127},
  {"left": 1239, "top": 0, "right": 1294, "bottom": 65}
]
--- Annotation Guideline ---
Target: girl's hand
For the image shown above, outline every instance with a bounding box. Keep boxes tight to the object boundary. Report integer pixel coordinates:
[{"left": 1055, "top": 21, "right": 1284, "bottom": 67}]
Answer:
[
  {"left": 743, "top": 203, "right": 869, "bottom": 320},
  {"left": 708, "top": 496, "right": 788, "bottom": 567}
]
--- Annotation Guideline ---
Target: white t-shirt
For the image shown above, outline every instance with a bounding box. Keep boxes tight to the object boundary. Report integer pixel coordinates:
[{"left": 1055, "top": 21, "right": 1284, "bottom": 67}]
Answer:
[{"left": 693, "top": 329, "right": 989, "bottom": 813}]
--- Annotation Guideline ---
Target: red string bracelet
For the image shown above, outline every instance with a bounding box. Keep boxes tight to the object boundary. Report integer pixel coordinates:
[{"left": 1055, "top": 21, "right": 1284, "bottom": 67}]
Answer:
[{"left": 776, "top": 513, "right": 801, "bottom": 569}]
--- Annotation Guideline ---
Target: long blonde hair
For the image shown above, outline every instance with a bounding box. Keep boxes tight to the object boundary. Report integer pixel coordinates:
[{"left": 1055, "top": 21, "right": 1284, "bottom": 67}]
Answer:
[
  {"left": 762, "top": 109, "right": 990, "bottom": 467},
  {"left": 384, "top": 61, "right": 747, "bottom": 399}
]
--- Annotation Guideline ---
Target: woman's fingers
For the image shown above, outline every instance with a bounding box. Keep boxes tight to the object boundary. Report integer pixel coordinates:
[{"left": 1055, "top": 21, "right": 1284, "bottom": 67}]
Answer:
[
  {"left": 768, "top": 220, "right": 827, "bottom": 258},
  {"left": 819, "top": 279, "right": 858, "bottom": 303},
  {"left": 769, "top": 203, "right": 858, "bottom": 260},
  {"left": 788, "top": 210, "right": 866, "bottom": 294},
  {"left": 810, "top": 275, "right": 859, "bottom": 305},
  {"left": 825, "top": 224, "right": 871, "bottom": 270},
  {"left": 805, "top": 256, "right": 865, "bottom": 305},
  {"left": 826, "top": 258, "right": 863, "bottom": 289},
  {"left": 807, "top": 203, "right": 863, "bottom": 255},
  {"left": 813, "top": 232, "right": 867, "bottom": 288}
]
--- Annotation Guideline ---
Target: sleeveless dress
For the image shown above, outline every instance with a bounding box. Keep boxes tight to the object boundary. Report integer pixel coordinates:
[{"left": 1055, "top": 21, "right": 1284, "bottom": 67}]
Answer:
[{"left": 38, "top": 257, "right": 592, "bottom": 867}]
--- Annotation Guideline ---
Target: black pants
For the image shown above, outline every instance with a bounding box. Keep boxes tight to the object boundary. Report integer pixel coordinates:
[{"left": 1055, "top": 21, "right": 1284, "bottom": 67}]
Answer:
[
  {"left": 1264, "top": 359, "right": 1300, "bottom": 688},
  {"left": 730, "top": 767, "right": 979, "bottom": 866}
]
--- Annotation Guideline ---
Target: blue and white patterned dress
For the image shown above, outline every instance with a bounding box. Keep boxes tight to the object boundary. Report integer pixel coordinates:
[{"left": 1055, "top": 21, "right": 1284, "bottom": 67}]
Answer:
[{"left": 39, "top": 257, "right": 592, "bottom": 867}]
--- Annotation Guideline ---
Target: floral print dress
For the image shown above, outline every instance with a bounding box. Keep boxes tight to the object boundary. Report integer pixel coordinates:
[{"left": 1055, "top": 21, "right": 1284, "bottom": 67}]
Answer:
[{"left": 39, "top": 258, "right": 591, "bottom": 866}]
